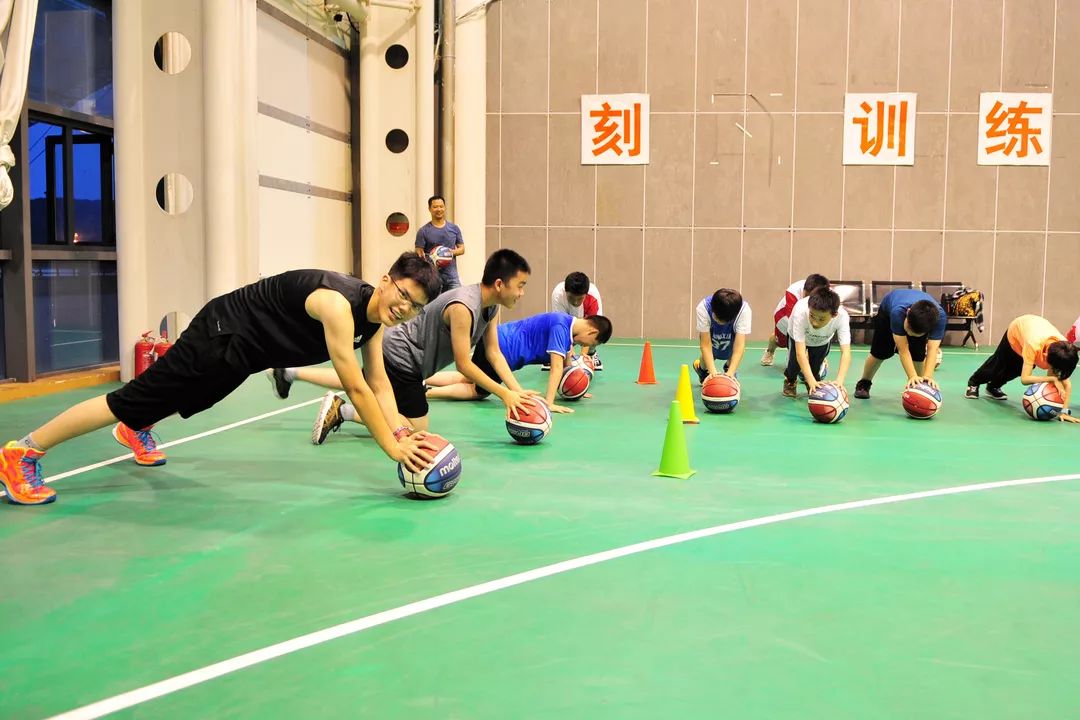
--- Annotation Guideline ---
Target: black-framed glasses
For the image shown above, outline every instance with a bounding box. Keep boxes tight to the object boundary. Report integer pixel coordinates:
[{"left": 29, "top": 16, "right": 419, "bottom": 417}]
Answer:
[{"left": 391, "top": 278, "right": 425, "bottom": 314}]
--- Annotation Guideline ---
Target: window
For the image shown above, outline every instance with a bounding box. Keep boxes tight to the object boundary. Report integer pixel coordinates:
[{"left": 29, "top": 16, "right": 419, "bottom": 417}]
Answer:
[
  {"left": 32, "top": 260, "right": 118, "bottom": 374},
  {"left": 28, "top": 0, "right": 113, "bottom": 119}
]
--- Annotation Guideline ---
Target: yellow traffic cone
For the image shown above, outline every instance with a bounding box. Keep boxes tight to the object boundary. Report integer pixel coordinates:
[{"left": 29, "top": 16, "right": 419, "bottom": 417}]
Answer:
[
  {"left": 653, "top": 401, "right": 696, "bottom": 479},
  {"left": 675, "top": 363, "right": 700, "bottom": 424}
]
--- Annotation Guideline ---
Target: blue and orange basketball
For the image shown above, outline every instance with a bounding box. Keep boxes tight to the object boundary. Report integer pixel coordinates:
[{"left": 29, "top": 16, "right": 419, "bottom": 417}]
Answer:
[
  {"left": 808, "top": 383, "right": 849, "bottom": 424},
  {"left": 1023, "top": 382, "right": 1064, "bottom": 421},
  {"left": 558, "top": 365, "right": 592, "bottom": 400},
  {"left": 397, "top": 434, "right": 461, "bottom": 498},
  {"left": 701, "top": 375, "right": 740, "bottom": 413},
  {"left": 505, "top": 398, "right": 552, "bottom": 444},
  {"left": 429, "top": 246, "right": 454, "bottom": 269},
  {"left": 902, "top": 382, "right": 942, "bottom": 419}
]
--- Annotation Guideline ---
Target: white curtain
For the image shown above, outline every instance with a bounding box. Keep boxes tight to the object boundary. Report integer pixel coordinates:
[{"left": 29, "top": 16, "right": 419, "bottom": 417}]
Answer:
[{"left": 0, "top": 0, "right": 38, "bottom": 211}]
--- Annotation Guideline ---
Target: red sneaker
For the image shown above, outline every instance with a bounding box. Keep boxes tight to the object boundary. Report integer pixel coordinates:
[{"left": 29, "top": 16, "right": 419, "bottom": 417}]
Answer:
[
  {"left": 112, "top": 424, "right": 167, "bottom": 466},
  {"left": 0, "top": 441, "right": 57, "bottom": 505}
]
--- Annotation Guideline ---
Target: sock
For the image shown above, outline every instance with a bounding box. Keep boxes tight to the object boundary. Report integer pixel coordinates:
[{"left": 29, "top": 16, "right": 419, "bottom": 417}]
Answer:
[
  {"left": 283, "top": 368, "right": 298, "bottom": 382},
  {"left": 18, "top": 434, "right": 45, "bottom": 452},
  {"left": 340, "top": 404, "right": 357, "bottom": 422}
]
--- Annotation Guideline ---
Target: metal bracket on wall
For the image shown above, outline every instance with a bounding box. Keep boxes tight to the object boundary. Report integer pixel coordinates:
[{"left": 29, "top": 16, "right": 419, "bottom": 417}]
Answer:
[{"left": 710, "top": 92, "right": 775, "bottom": 186}]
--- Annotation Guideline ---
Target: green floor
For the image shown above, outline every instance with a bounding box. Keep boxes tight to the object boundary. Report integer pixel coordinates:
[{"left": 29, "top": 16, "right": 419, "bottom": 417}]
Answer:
[{"left": 1, "top": 341, "right": 1078, "bottom": 719}]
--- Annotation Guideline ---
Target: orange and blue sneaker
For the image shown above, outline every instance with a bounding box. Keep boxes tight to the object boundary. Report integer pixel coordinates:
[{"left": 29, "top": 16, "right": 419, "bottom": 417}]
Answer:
[
  {"left": 112, "top": 423, "right": 167, "bottom": 466},
  {"left": 0, "top": 441, "right": 57, "bottom": 505}
]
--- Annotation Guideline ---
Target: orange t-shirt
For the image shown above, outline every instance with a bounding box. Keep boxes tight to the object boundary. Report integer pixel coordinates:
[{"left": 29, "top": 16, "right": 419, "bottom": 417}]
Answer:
[{"left": 1007, "top": 315, "right": 1064, "bottom": 370}]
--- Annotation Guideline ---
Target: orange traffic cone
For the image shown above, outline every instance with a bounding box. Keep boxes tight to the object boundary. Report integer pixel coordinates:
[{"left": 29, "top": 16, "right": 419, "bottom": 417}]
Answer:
[{"left": 636, "top": 341, "right": 658, "bottom": 385}]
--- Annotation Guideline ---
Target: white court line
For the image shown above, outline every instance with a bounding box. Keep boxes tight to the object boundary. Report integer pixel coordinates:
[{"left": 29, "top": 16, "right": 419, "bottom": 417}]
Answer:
[
  {"left": 50, "top": 472, "right": 1080, "bottom": 720},
  {"left": 607, "top": 341, "right": 991, "bottom": 356},
  {"left": 1, "top": 397, "right": 326, "bottom": 498}
]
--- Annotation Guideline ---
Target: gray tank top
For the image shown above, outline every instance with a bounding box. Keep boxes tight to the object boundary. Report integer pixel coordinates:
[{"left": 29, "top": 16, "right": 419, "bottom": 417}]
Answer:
[{"left": 383, "top": 284, "right": 497, "bottom": 380}]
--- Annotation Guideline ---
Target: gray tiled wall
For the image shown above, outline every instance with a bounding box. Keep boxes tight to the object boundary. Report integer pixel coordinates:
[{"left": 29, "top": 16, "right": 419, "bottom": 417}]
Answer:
[{"left": 487, "top": 0, "right": 1080, "bottom": 341}]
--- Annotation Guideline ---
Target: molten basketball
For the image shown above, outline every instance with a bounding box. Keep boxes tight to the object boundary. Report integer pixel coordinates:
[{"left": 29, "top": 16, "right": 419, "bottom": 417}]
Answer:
[
  {"left": 701, "top": 375, "right": 740, "bottom": 413},
  {"left": 1023, "top": 381, "right": 1064, "bottom": 421},
  {"left": 505, "top": 398, "right": 552, "bottom": 444},
  {"left": 808, "top": 383, "right": 849, "bottom": 424},
  {"left": 397, "top": 434, "right": 461, "bottom": 498},
  {"left": 902, "top": 382, "right": 942, "bottom": 419}
]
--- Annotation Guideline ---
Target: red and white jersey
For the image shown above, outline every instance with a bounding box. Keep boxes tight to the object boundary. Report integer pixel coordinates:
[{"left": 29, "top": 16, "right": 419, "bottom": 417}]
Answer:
[
  {"left": 551, "top": 281, "right": 604, "bottom": 318},
  {"left": 773, "top": 280, "right": 804, "bottom": 335},
  {"left": 1068, "top": 313, "right": 1080, "bottom": 344}
]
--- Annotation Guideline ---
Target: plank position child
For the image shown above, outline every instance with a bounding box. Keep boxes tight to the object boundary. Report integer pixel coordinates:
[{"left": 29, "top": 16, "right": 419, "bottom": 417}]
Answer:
[
  {"left": 692, "top": 288, "right": 751, "bottom": 383},
  {"left": 548, "top": 271, "right": 605, "bottom": 370},
  {"left": 0, "top": 254, "right": 443, "bottom": 506},
  {"left": 965, "top": 314, "right": 1079, "bottom": 422},
  {"left": 782, "top": 287, "right": 852, "bottom": 398},
  {"left": 425, "top": 312, "right": 613, "bottom": 414},
  {"left": 761, "top": 273, "right": 829, "bottom": 367},
  {"left": 853, "top": 288, "right": 945, "bottom": 399}
]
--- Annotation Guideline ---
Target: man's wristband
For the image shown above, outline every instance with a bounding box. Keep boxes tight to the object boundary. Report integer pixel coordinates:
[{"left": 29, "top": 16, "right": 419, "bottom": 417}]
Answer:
[{"left": 393, "top": 426, "right": 412, "bottom": 440}]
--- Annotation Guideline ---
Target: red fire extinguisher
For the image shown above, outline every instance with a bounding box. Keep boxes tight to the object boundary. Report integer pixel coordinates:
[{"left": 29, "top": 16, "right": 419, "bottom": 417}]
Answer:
[
  {"left": 154, "top": 331, "right": 173, "bottom": 360},
  {"left": 134, "top": 332, "right": 156, "bottom": 377}
]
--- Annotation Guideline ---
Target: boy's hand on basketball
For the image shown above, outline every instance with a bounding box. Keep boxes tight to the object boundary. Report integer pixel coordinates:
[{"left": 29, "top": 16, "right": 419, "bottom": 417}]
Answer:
[
  {"left": 907, "top": 375, "right": 938, "bottom": 389},
  {"left": 396, "top": 434, "right": 438, "bottom": 473},
  {"left": 806, "top": 378, "right": 821, "bottom": 395},
  {"left": 502, "top": 390, "right": 533, "bottom": 420}
]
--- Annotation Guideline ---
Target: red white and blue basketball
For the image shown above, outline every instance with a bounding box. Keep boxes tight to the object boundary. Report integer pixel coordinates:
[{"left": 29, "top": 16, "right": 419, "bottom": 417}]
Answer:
[
  {"left": 808, "top": 383, "right": 849, "bottom": 424},
  {"left": 701, "top": 375, "right": 740, "bottom": 413},
  {"left": 902, "top": 382, "right": 942, "bottom": 419},
  {"left": 429, "top": 246, "right": 453, "bottom": 269},
  {"left": 505, "top": 398, "right": 552, "bottom": 444},
  {"left": 1023, "top": 382, "right": 1064, "bottom": 421},
  {"left": 558, "top": 365, "right": 592, "bottom": 400},
  {"left": 397, "top": 434, "right": 461, "bottom": 498}
]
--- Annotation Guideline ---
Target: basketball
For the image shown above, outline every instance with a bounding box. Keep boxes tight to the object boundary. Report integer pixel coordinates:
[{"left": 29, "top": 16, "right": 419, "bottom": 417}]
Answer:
[
  {"left": 701, "top": 375, "right": 740, "bottom": 413},
  {"left": 807, "top": 383, "right": 849, "bottom": 424},
  {"left": 902, "top": 382, "right": 942, "bottom": 419},
  {"left": 1023, "top": 381, "right": 1064, "bottom": 421},
  {"left": 429, "top": 246, "right": 453, "bottom": 269},
  {"left": 505, "top": 398, "right": 552, "bottom": 444},
  {"left": 397, "top": 434, "right": 461, "bottom": 498},
  {"left": 558, "top": 365, "right": 592, "bottom": 400}
]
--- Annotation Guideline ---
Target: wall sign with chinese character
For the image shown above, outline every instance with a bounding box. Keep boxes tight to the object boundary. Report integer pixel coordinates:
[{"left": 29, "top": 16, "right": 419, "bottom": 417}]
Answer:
[
  {"left": 581, "top": 93, "right": 650, "bottom": 165},
  {"left": 978, "top": 92, "right": 1052, "bottom": 166},
  {"left": 843, "top": 92, "right": 917, "bottom": 166}
]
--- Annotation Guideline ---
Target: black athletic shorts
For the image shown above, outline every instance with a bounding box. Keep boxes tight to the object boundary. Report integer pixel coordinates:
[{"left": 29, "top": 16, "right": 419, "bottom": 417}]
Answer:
[
  {"left": 385, "top": 361, "right": 429, "bottom": 420},
  {"left": 470, "top": 340, "right": 502, "bottom": 399},
  {"left": 105, "top": 313, "right": 250, "bottom": 430},
  {"left": 868, "top": 310, "right": 928, "bottom": 362}
]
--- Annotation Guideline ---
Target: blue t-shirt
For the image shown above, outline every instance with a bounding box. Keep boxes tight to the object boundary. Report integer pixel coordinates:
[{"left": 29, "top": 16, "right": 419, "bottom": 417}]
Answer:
[
  {"left": 497, "top": 312, "right": 574, "bottom": 370},
  {"left": 879, "top": 289, "right": 946, "bottom": 340},
  {"left": 415, "top": 222, "right": 463, "bottom": 284}
]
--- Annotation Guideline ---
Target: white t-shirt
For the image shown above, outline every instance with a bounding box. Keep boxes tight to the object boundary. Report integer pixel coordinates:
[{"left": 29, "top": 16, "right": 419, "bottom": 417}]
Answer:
[
  {"left": 695, "top": 298, "right": 752, "bottom": 334},
  {"left": 551, "top": 281, "right": 604, "bottom": 318},
  {"left": 789, "top": 297, "right": 851, "bottom": 347}
]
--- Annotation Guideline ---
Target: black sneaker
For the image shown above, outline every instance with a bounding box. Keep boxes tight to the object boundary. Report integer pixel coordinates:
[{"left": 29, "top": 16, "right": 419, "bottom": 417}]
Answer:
[
  {"left": 267, "top": 368, "right": 292, "bottom": 399},
  {"left": 854, "top": 379, "right": 872, "bottom": 399},
  {"left": 965, "top": 385, "right": 979, "bottom": 399},
  {"left": 985, "top": 385, "right": 1008, "bottom": 400},
  {"left": 540, "top": 363, "right": 551, "bottom": 372},
  {"left": 590, "top": 355, "right": 603, "bottom": 371}
]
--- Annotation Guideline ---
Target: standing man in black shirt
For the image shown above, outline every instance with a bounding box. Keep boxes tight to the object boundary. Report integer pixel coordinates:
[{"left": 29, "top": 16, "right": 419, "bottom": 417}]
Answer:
[{"left": 0, "top": 253, "right": 442, "bottom": 506}]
